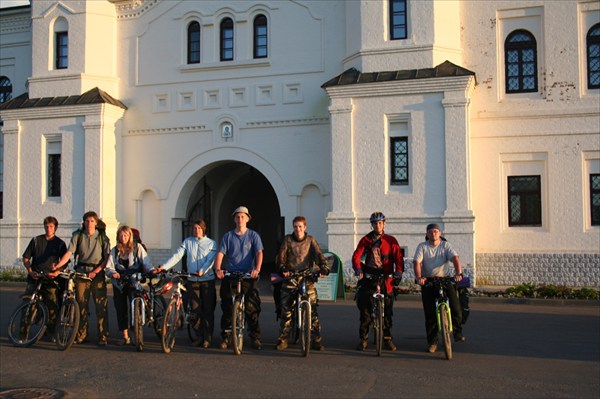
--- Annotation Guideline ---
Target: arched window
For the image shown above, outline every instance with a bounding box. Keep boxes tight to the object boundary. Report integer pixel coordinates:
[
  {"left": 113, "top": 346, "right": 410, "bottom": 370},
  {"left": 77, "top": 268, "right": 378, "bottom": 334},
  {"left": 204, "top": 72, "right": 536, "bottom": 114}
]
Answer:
[
  {"left": 505, "top": 29, "right": 537, "bottom": 93},
  {"left": 0, "top": 76, "right": 12, "bottom": 104},
  {"left": 253, "top": 14, "right": 268, "bottom": 59},
  {"left": 53, "top": 17, "right": 68, "bottom": 70},
  {"left": 220, "top": 18, "right": 234, "bottom": 61},
  {"left": 587, "top": 23, "right": 600, "bottom": 90},
  {"left": 187, "top": 21, "right": 200, "bottom": 64}
]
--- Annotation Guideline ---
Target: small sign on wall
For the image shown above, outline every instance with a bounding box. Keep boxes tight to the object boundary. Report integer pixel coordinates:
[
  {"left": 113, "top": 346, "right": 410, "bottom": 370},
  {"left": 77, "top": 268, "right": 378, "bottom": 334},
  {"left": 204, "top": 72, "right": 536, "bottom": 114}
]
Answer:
[{"left": 222, "top": 123, "right": 233, "bottom": 138}]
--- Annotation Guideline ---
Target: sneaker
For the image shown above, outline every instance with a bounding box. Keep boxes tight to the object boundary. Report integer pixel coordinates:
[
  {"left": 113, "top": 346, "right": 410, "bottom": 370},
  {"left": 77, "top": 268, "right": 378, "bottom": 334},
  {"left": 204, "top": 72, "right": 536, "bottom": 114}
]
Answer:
[
  {"left": 202, "top": 340, "right": 210, "bottom": 349},
  {"left": 311, "top": 340, "right": 324, "bottom": 351},
  {"left": 454, "top": 333, "right": 466, "bottom": 342},
  {"left": 356, "top": 340, "right": 367, "bottom": 351},
  {"left": 427, "top": 343, "right": 438, "bottom": 353},
  {"left": 252, "top": 339, "right": 262, "bottom": 350},
  {"left": 384, "top": 339, "right": 397, "bottom": 351},
  {"left": 276, "top": 340, "right": 288, "bottom": 351},
  {"left": 74, "top": 337, "right": 89, "bottom": 345}
]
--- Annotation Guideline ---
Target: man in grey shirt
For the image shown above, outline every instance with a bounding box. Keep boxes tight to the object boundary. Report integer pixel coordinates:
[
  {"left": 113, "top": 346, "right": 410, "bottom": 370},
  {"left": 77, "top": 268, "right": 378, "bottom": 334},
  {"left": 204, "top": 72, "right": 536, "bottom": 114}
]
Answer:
[{"left": 413, "top": 223, "right": 465, "bottom": 353}]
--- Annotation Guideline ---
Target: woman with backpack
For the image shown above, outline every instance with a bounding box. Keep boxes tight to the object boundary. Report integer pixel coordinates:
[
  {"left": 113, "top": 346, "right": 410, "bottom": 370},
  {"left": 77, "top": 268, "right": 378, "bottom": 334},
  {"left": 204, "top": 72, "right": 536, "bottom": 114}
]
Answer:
[{"left": 105, "top": 225, "right": 156, "bottom": 345}]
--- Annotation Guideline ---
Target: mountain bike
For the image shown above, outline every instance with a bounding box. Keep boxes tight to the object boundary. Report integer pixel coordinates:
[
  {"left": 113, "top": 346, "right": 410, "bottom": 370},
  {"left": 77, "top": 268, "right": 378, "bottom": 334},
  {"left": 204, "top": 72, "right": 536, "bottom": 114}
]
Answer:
[
  {"left": 161, "top": 271, "right": 192, "bottom": 353},
  {"left": 364, "top": 272, "right": 391, "bottom": 357},
  {"left": 55, "top": 269, "right": 89, "bottom": 350},
  {"left": 7, "top": 271, "right": 52, "bottom": 347},
  {"left": 225, "top": 271, "right": 252, "bottom": 356},
  {"left": 118, "top": 271, "right": 156, "bottom": 352},
  {"left": 286, "top": 270, "right": 316, "bottom": 357},
  {"left": 425, "top": 277, "right": 455, "bottom": 360}
]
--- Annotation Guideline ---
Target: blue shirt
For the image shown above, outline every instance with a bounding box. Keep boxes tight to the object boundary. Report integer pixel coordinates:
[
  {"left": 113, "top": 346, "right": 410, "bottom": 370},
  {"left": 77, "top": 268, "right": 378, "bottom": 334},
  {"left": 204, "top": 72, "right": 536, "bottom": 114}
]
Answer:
[
  {"left": 162, "top": 236, "right": 217, "bottom": 282},
  {"left": 218, "top": 229, "right": 263, "bottom": 272}
]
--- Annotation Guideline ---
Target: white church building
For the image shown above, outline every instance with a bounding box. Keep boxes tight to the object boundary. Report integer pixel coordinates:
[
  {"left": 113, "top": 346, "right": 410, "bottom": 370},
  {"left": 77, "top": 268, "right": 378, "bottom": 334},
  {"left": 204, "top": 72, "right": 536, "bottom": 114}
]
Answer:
[{"left": 1, "top": 0, "right": 598, "bottom": 287}]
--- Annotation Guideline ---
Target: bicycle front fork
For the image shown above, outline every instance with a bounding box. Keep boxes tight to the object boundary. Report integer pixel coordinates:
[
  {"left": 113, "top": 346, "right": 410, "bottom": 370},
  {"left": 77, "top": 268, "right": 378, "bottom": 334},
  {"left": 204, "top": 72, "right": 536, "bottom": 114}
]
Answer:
[
  {"left": 435, "top": 299, "right": 453, "bottom": 332},
  {"left": 130, "top": 296, "right": 146, "bottom": 326}
]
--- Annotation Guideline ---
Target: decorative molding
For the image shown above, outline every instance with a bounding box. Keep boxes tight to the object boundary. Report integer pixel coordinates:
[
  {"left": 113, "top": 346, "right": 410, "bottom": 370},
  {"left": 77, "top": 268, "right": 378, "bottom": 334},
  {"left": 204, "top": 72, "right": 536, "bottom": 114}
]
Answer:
[
  {"left": 126, "top": 125, "right": 208, "bottom": 136},
  {"left": 0, "top": 15, "right": 30, "bottom": 34},
  {"left": 245, "top": 117, "right": 329, "bottom": 128},
  {"left": 113, "top": 0, "right": 160, "bottom": 20}
]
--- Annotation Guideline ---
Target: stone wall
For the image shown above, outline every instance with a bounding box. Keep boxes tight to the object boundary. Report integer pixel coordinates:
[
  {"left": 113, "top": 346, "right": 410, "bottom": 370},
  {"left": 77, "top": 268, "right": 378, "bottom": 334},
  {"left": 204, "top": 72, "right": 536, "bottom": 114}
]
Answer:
[{"left": 476, "top": 253, "right": 600, "bottom": 288}]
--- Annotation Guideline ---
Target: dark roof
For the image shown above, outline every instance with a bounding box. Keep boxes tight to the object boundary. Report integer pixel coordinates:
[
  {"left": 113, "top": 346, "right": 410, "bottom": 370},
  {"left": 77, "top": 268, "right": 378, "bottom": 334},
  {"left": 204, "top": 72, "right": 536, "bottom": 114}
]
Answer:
[
  {"left": 0, "top": 87, "right": 127, "bottom": 110},
  {"left": 321, "top": 60, "right": 476, "bottom": 88}
]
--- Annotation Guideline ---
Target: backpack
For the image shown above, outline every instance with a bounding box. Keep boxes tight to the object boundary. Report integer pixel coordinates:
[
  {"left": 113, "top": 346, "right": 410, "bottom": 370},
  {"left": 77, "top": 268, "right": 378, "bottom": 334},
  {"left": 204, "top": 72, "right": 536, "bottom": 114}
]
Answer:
[
  {"left": 73, "top": 218, "right": 109, "bottom": 263},
  {"left": 457, "top": 277, "right": 471, "bottom": 324},
  {"left": 131, "top": 228, "right": 146, "bottom": 251}
]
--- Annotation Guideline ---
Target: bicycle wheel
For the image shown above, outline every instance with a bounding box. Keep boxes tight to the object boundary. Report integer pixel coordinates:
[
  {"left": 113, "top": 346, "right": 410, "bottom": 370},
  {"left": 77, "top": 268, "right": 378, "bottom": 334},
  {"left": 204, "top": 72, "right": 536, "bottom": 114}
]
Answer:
[
  {"left": 375, "top": 299, "right": 384, "bottom": 357},
  {"left": 133, "top": 297, "right": 144, "bottom": 352},
  {"left": 161, "top": 298, "right": 179, "bottom": 354},
  {"left": 8, "top": 301, "right": 48, "bottom": 347},
  {"left": 55, "top": 298, "right": 79, "bottom": 351},
  {"left": 300, "top": 301, "right": 311, "bottom": 357},
  {"left": 440, "top": 303, "right": 453, "bottom": 360},
  {"left": 152, "top": 296, "right": 167, "bottom": 339},
  {"left": 232, "top": 299, "right": 244, "bottom": 356}
]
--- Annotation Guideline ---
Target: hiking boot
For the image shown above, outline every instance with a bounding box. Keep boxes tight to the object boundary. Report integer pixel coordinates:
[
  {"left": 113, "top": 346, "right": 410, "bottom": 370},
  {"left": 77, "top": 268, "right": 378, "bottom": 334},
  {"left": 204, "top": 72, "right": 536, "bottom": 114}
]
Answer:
[
  {"left": 427, "top": 342, "right": 438, "bottom": 353},
  {"left": 356, "top": 340, "right": 367, "bottom": 351},
  {"left": 311, "top": 340, "right": 324, "bottom": 351},
  {"left": 276, "top": 340, "right": 288, "bottom": 351},
  {"left": 454, "top": 333, "right": 466, "bottom": 342},
  {"left": 252, "top": 339, "right": 262, "bottom": 350},
  {"left": 384, "top": 339, "right": 397, "bottom": 351}
]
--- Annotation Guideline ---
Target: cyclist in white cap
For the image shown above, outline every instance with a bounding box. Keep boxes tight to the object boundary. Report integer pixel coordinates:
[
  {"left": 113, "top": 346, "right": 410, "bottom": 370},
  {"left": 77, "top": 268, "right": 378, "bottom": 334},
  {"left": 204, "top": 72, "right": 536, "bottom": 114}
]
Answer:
[{"left": 215, "top": 206, "right": 264, "bottom": 350}]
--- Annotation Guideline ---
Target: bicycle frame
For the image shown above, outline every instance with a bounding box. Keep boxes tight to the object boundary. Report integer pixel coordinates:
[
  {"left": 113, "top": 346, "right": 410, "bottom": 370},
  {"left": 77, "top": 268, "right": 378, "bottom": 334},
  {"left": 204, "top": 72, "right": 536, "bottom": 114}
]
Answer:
[
  {"left": 125, "top": 273, "right": 147, "bottom": 327},
  {"left": 225, "top": 271, "right": 251, "bottom": 355},
  {"left": 432, "top": 279, "right": 454, "bottom": 334},
  {"left": 295, "top": 276, "right": 310, "bottom": 331},
  {"left": 364, "top": 272, "right": 390, "bottom": 356}
]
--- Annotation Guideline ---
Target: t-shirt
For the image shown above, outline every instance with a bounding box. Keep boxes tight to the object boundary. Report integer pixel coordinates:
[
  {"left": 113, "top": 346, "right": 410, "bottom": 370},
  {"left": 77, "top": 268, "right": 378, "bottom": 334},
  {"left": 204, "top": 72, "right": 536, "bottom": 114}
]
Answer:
[
  {"left": 218, "top": 229, "right": 263, "bottom": 273},
  {"left": 413, "top": 240, "right": 458, "bottom": 278},
  {"left": 22, "top": 235, "right": 68, "bottom": 273},
  {"left": 68, "top": 229, "right": 110, "bottom": 265}
]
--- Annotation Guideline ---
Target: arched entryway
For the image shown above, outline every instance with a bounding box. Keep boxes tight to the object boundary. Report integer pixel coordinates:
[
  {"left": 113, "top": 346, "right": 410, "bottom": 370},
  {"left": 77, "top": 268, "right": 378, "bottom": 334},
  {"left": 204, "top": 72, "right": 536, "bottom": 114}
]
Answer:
[{"left": 181, "top": 161, "right": 283, "bottom": 271}]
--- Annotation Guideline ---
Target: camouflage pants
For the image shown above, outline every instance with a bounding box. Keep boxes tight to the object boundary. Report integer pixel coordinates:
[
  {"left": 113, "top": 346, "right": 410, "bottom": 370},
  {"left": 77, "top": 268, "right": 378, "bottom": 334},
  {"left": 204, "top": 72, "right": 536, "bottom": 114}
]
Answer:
[{"left": 278, "top": 278, "right": 322, "bottom": 343}]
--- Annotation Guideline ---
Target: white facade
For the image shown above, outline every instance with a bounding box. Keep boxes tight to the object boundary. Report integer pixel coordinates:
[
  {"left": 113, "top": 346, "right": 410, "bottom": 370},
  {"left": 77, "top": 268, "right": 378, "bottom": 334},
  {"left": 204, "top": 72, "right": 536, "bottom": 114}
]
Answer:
[{"left": 1, "top": 0, "right": 599, "bottom": 287}]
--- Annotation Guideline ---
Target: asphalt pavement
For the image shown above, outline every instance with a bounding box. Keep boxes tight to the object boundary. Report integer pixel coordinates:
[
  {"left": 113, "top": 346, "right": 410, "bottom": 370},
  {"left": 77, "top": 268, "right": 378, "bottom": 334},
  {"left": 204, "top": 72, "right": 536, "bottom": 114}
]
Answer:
[{"left": 0, "top": 281, "right": 598, "bottom": 399}]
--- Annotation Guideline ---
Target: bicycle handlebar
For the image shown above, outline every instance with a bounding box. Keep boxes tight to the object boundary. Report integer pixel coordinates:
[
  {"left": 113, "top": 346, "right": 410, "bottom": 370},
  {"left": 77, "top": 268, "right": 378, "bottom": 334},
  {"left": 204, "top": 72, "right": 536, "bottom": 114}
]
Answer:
[
  {"left": 224, "top": 271, "right": 253, "bottom": 279},
  {"left": 424, "top": 276, "right": 456, "bottom": 288},
  {"left": 57, "top": 270, "right": 91, "bottom": 281},
  {"left": 363, "top": 273, "right": 394, "bottom": 281}
]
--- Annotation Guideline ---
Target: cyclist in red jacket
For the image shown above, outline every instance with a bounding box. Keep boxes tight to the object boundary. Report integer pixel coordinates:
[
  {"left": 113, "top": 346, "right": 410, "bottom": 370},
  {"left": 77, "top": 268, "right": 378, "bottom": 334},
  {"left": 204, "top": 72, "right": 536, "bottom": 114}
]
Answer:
[{"left": 352, "top": 212, "right": 404, "bottom": 351}]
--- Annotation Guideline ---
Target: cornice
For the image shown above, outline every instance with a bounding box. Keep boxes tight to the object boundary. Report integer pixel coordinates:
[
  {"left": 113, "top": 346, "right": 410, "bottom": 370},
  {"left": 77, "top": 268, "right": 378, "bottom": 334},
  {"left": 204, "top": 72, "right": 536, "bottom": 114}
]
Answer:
[
  {"left": 0, "top": 103, "right": 124, "bottom": 120},
  {"left": 112, "top": 0, "right": 160, "bottom": 20},
  {"left": 0, "top": 14, "right": 31, "bottom": 34},
  {"left": 126, "top": 117, "right": 329, "bottom": 136},
  {"left": 245, "top": 117, "right": 329, "bottom": 128},
  {"left": 324, "top": 75, "right": 475, "bottom": 99},
  {"left": 126, "top": 125, "right": 209, "bottom": 136}
]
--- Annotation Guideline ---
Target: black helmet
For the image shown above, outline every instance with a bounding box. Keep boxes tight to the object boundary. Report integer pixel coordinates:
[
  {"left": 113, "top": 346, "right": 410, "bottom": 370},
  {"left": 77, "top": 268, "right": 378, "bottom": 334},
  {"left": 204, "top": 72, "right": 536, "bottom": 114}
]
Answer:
[{"left": 369, "top": 212, "right": 386, "bottom": 223}]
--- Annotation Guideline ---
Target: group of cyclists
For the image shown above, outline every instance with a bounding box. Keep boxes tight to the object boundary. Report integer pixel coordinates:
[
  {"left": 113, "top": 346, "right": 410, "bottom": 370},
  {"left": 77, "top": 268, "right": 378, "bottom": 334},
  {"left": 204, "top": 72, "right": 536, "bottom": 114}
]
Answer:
[{"left": 16, "top": 207, "right": 466, "bottom": 354}]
